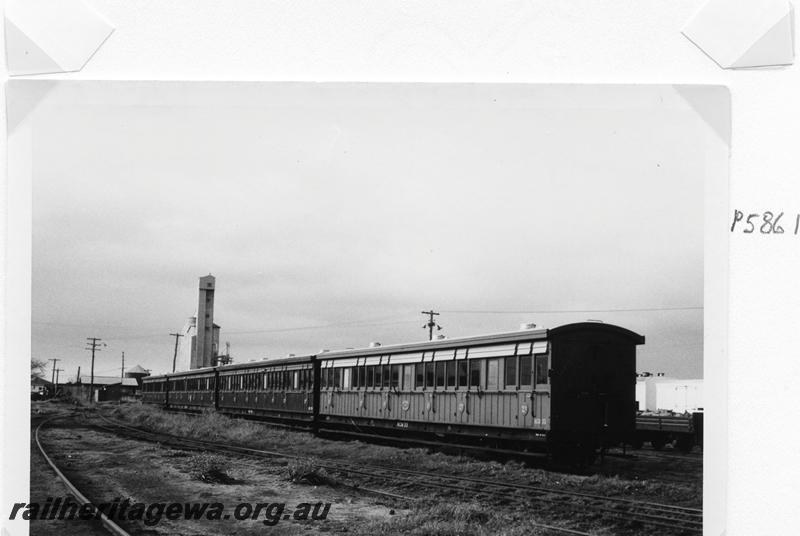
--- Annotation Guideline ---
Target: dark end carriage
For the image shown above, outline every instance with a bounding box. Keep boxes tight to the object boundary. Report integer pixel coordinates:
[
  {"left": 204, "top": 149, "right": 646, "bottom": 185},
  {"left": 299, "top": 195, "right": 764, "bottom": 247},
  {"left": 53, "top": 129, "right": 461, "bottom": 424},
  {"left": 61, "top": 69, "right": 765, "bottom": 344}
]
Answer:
[{"left": 546, "top": 323, "right": 644, "bottom": 459}]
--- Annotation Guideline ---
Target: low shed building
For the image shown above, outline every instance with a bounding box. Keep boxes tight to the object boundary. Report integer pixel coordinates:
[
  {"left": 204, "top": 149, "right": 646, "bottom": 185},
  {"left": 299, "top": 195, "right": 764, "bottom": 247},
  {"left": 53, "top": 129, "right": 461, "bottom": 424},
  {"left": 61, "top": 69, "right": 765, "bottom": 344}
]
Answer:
[{"left": 62, "top": 376, "right": 139, "bottom": 402}]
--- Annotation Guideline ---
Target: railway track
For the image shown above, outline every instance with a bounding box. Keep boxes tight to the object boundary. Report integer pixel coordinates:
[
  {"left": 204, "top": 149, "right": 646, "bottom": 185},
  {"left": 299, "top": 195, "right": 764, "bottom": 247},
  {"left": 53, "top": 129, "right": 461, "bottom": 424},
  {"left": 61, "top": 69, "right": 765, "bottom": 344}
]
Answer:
[
  {"left": 90, "top": 412, "right": 702, "bottom": 535},
  {"left": 34, "top": 415, "right": 132, "bottom": 536}
]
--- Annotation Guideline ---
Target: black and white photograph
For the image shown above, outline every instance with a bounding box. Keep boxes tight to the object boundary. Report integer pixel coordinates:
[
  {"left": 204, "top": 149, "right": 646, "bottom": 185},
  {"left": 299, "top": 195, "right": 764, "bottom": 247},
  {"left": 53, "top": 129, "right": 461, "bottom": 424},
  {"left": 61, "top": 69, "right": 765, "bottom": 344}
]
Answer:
[{"left": 9, "top": 81, "right": 728, "bottom": 535}]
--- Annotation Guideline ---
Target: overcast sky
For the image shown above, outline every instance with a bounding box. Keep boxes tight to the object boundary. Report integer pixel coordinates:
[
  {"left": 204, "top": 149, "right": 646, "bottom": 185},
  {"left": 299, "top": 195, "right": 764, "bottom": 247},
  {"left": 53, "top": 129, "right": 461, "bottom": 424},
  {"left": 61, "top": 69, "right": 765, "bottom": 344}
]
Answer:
[{"left": 28, "top": 82, "right": 708, "bottom": 381}]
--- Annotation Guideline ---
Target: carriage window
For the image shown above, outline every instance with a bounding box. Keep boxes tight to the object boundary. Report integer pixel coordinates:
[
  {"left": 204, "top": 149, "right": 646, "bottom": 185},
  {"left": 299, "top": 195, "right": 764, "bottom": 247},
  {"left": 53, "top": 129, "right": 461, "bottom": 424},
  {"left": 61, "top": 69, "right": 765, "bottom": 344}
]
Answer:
[
  {"left": 457, "top": 361, "right": 468, "bottom": 388},
  {"left": 343, "top": 368, "right": 352, "bottom": 389},
  {"left": 374, "top": 365, "right": 383, "bottom": 388},
  {"left": 469, "top": 360, "right": 482, "bottom": 388},
  {"left": 358, "top": 366, "right": 365, "bottom": 389},
  {"left": 425, "top": 362, "right": 435, "bottom": 388},
  {"left": 333, "top": 368, "right": 341, "bottom": 389},
  {"left": 390, "top": 365, "right": 400, "bottom": 389},
  {"left": 535, "top": 354, "right": 549, "bottom": 385},
  {"left": 382, "top": 365, "right": 391, "bottom": 388},
  {"left": 486, "top": 359, "right": 499, "bottom": 390},
  {"left": 293, "top": 371, "right": 300, "bottom": 390},
  {"left": 519, "top": 355, "right": 532, "bottom": 386},
  {"left": 415, "top": 363, "right": 424, "bottom": 389},
  {"left": 435, "top": 362, "right": 446, "bottom": 388},
  {"left": 446, "top": 361, "right": 456, "bottom": 388},
  {"left": 364, "top": 366, "right": 373, "bottom": 388},
  {"left": 505, "top": 356, "right": 517, "bottom": 388},
  {"left": 403, "top": 365, "right": 414, "bottom": 390}
]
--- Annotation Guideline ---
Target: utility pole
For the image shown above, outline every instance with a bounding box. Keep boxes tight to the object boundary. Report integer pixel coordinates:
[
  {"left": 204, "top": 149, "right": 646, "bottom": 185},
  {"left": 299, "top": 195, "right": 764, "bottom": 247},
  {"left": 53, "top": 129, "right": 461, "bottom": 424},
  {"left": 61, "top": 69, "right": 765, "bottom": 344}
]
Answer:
[
  {"left": 77, "top": 366, "right": 81, "bottom": 383},
  {"left": 54, "top": 368, "right": 63, "bottom": 394},
  {"left": 169, "top": 332, "right": 184, "bottom": 373},
  {"left": 49, "top": 358, "right": 60, "bottom": 385},
  {"left": 421, "top": 310, "right": 443, "bottom": 341},
  {"left": 121, "top": 351, "right": 125, "bottom": 380},
  {"left": 85, "top": 338, "right": 105, "bottom": 403}
]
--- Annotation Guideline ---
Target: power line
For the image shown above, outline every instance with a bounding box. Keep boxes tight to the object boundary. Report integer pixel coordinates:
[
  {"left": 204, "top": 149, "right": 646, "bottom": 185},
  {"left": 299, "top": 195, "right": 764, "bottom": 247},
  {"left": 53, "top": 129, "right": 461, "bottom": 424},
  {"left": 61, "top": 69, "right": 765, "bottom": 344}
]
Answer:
[
  {"left": 441, "top": 306, "right": 703, "bottom": 314},
  {"left": 225, "top": 317, "right": 419, "bottom": 335}
]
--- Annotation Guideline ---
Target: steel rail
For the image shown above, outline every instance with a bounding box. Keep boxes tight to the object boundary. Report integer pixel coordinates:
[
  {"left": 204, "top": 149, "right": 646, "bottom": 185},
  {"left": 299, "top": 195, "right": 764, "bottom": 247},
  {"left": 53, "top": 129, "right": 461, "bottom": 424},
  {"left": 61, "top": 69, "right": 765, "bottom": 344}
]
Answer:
[
  {"left": 92, "top": 414, "right": 701, "bottom": 533},
  {"left": 34, "top": 416, "right": 132, "bottom": 536},
  {"left": 86, "top": 417, "right": 593, "bottom": 536}
]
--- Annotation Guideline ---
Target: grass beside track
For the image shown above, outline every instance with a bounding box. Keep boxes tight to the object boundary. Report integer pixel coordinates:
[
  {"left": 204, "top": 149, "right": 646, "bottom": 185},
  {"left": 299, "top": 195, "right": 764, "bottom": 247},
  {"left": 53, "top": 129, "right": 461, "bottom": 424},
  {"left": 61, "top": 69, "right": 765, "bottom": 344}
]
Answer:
[{"left": 107, "top": 404, "right": 701, "bottom": 509}]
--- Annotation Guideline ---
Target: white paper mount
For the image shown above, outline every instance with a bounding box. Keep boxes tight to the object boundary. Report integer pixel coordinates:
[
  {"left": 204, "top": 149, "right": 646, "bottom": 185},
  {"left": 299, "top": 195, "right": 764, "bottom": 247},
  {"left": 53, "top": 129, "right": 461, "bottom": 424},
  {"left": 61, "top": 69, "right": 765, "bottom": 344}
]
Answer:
[
  {"left": 683, "top": 0, "right": 795, "bottom": 69},
  {"left": 5, "top": 0, "right": 114, "bottom": 76}
]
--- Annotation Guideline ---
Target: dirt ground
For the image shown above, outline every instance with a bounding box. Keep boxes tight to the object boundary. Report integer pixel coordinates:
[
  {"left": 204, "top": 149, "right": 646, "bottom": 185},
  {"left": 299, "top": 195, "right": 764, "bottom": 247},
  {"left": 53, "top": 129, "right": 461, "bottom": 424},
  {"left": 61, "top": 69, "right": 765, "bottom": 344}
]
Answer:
[
  {"left": 27, "top": 403, "right": 702, "bottom": 535},
  {"left": 33, "top": 425, "right": 403, "bottom": 535}
]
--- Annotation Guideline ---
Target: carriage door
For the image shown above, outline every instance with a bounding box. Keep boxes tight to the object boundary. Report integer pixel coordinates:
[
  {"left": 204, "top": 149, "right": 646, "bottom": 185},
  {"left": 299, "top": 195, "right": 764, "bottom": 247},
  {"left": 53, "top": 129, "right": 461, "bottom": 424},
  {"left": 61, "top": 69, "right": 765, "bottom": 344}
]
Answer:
[{"left": 533, "top": 349, "right": 551, "bottom": 429}]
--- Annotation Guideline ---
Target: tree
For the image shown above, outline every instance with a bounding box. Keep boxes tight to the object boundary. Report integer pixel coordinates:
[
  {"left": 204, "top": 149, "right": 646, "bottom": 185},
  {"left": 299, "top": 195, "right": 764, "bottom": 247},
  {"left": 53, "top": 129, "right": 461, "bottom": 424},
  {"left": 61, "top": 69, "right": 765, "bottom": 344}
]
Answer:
[{"left": 31, "top": 358, "right": 47, "bottom": 377}]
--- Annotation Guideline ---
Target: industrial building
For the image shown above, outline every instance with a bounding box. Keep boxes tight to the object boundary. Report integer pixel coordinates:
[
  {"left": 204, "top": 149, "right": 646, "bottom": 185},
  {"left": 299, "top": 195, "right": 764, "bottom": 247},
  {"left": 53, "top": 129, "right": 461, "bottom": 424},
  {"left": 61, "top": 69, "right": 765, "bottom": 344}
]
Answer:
[
  {"left": 174, "top": 275, "right": 221, "bottom": 371},
  {"left": 636, "top": 374, "right": 703, "bottom": 413}
]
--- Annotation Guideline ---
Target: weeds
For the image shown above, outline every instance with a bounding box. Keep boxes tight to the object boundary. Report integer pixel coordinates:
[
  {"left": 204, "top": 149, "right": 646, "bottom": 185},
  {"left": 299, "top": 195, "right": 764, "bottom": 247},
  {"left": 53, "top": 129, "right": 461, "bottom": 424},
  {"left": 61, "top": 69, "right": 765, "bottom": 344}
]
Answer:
[
  {"left": 285, "top": 458, "right": 333, "bottom": 486},
  {"left": 187, "top": 453, "right": 240, "bottom": 484},
  {"left": 110, "top": 404, "right": 700, "bottom": 508}
]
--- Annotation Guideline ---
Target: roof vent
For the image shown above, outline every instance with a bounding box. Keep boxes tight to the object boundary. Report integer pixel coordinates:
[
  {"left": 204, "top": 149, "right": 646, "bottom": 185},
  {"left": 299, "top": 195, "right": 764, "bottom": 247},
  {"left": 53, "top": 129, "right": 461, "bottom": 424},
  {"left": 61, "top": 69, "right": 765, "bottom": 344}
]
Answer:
[
  {"left": 369, "top": 342, "right": 382, "bottom": 348},
  {"left": 520, "top": 322, "right": 537, "bottom": 330},
  {"left": 287, "top": 353, "right": 295, "bottom": 358},
  {"left": 319, "top": 349, "right": 329, "bottom": 353},
  {"left": 435, "top": 334, "right": 446, "bottom": 340}
]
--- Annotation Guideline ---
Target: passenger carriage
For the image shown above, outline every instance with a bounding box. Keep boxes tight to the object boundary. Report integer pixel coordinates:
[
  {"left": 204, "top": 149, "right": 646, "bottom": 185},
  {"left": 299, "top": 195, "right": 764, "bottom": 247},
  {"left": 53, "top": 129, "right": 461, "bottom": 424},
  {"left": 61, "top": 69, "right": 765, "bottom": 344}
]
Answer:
[
  {"left": 215, "top": 355, "right": 317, "bottom": 424},
  {"left": 141, "top": 375, "right": 169, "bottom": 405},
  {"left": 317, "top": 322, "right": 643, "bottom": 458},
  {"left": 164, "top": 368, "right": 217, "bottom": 411}
]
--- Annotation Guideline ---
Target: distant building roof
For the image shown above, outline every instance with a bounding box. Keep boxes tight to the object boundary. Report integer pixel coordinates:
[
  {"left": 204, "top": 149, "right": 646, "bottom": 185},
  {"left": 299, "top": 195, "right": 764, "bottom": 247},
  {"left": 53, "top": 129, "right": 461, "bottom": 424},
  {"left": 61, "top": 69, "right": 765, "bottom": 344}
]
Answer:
[
  {"left": 69, "top": 376, "right": 138, "bottom": 387},
  {"left": 126, "top": 365, "right": 149, "bottom": 374},
  {"left": 31, "top": 375, "right": 53, "bottom": 386}
]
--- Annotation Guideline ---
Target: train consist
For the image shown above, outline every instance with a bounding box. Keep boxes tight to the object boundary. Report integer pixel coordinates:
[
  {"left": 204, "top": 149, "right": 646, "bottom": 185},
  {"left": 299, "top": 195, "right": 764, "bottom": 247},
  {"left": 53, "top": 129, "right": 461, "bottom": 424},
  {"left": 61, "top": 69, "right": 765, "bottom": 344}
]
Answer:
[{"left": 143, "top": 322, "right": 645, "bottom": 462}]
